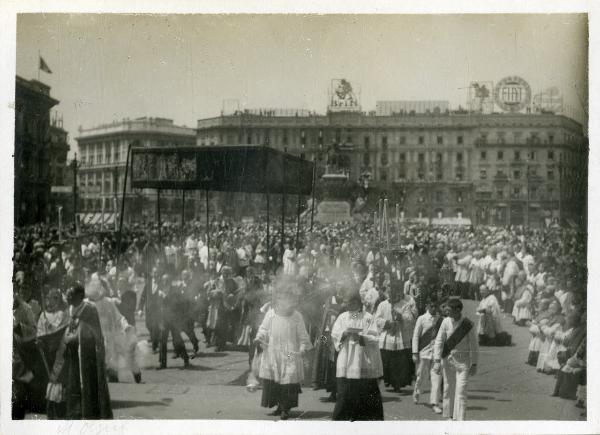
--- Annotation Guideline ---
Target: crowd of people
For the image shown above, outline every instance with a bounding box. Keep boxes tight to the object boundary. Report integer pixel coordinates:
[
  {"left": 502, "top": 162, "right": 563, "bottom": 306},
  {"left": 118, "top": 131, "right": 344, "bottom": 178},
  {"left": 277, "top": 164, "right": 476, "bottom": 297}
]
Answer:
[{"left": 12, "top": 216, "right": 587, "bottom": 420}]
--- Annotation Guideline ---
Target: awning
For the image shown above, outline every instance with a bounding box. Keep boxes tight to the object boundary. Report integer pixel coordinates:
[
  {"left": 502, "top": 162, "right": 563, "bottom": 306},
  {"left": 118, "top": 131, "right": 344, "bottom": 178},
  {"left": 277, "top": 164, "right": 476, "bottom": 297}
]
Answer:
[
  {"left": 81, "top": 213, "right": 95, "bottom": 224},
  {"left": 90, "top": 213, "right": 102, "bottom": 225},
  {"left": 131, "top": 145, "right": 314, "bottom": 195},
  {"left": 432, "top": 217, "right": 472, "bottom": 226},
  {"left": 77, "top": 213, "right": 116, "bottom": 226}
]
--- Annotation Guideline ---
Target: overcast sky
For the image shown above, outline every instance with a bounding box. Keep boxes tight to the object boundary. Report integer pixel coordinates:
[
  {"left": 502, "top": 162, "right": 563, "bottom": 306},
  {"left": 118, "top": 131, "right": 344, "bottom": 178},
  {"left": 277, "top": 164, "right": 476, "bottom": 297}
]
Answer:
[{"left": 16, "top": 14, "right": 588, "bottom": 154}]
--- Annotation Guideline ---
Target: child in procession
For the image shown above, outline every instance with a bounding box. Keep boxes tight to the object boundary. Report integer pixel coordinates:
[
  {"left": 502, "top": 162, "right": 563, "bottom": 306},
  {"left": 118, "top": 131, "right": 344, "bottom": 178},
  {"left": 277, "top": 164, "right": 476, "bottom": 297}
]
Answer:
[{"left": 254, "top": 278, "right": 312, "bottom": 420}]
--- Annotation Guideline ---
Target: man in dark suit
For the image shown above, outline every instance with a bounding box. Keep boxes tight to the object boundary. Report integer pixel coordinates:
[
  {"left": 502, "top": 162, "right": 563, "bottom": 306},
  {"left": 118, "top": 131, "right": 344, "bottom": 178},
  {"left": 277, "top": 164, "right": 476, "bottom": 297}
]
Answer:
[
  {"left": 223, "top": 241, "right": 240, "bottom": 277},
  {"left": 138, "top": 267, "right": 161, "bottom": 353},
  {"left": 157, "top": 274, "right": 190, "bottom": 369},
  {"left": 176, "top": 269, "right": 200, "bottom": 354}
]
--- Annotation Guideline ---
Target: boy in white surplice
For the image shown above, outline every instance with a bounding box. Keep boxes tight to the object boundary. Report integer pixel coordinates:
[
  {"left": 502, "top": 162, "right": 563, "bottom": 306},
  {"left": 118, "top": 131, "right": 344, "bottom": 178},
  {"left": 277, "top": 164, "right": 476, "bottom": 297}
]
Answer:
[{"left": 255, "top": 280, "right": 311, "bottom": 420}]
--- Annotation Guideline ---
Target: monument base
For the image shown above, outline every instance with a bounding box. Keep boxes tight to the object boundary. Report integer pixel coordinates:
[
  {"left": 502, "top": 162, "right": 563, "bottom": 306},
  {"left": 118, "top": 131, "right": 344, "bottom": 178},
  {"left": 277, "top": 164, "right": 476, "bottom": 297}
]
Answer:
[{"left": 315, "top": 201, "right": 352, "bottom": 223}]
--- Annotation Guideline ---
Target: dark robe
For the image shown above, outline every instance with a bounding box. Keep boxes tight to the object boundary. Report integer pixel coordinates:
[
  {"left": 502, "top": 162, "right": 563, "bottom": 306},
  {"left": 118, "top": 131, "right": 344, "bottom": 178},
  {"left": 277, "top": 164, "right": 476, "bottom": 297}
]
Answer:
[
  {"left": 12, "top": 301, "right": 47, "bottom": 415},
  {"left": 312, "top": 297, "right": 341, "bottom": 392},
  {"left": 139, "top": 278, "right": 161, "bottom": 351},
  {"left": 117, "top": 289, "right": 137, "bottom": 326},
  {"left": 59, "top": 302, "right": 113, "bottom": 419}
]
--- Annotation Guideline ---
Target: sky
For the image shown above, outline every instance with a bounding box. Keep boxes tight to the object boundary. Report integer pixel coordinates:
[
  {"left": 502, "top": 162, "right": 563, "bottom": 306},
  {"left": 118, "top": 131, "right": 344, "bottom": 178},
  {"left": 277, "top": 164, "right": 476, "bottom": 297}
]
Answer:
[{"left": 15, "top": 14, "right": 588, "bottom": 155}]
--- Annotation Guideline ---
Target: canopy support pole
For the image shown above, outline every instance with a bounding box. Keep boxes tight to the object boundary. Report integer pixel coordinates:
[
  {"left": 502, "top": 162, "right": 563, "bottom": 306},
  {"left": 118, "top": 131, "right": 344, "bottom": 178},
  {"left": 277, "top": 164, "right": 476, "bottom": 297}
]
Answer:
[
  {"left": 263, "top": 145, "right": 270, "bottom": 271},
  {"left": 181, "top": 190, "right": 186, "bottom": 240},
  {"left": 157, "top": 189, "right": 162, "bottom": 251},
  {"left": 116, "top": 142, "right": 132, "bottom": 268},
  {"left": 206, "top": 190, "right": 210, "bottom": 265},
  {"left": 281, "top": 158, "right": 286, "bottom": 265},
  {"left": 266, "top": 189, "right": 270, "bottom": 270},
  {"left": 310, "top": 158, "right": 316, "bottom": 231},
  {"left": 295, "top": 193, "right": 301, "bottom": 249}
]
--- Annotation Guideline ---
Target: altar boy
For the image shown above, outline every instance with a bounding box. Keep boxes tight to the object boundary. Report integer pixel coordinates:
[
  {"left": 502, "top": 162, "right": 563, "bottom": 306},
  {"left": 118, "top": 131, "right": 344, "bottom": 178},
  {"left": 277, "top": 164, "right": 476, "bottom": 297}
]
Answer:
[
  {"left": 433, "top": 298, "right": 479, "bottom": 421},
  {"left": 412, "top": 300, "right": 444, "bottom": 413}
]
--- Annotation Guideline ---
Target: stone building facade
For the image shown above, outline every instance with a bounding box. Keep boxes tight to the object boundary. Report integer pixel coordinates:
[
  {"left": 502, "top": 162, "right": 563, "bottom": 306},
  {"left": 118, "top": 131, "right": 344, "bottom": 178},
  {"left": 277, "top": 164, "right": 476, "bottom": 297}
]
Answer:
[
  {"left": 196, "top": 110, "right": 587, "bottom": 227},
  {"left": 14, "top": 76, "right": 59, "bottom": 226},
  {"left": 75, "top": 117, "right": 196, "bottom": 225}
]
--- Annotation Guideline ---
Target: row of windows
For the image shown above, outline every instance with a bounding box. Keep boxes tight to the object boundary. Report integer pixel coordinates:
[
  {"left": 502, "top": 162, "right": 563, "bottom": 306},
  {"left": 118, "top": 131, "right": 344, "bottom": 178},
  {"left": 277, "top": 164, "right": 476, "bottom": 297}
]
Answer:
[
  {"left": 477, "top": 131, "right": 558, "bottom": 145},
  {"left": 479, "top": 150, "right": 555, "bottom": 162},
  {"left": 80, "top": 140, "right": 194, "bottom": 166},
  {"left": 479, "top": 167, "right": 559, "bottom": 180},
  {"left": 208, "top": 127, "right": 582, "bottom": 148},
  {"left": 367, "top": 135, "right": 463, "bottom": 146},
  {"left": 365, "top": 151, "right": 464, "bottom": 166},
  {"left": 477, "top": 186, "right": 556, "bottom": 200},
  {"left": 207, "top": 130, "right": 471, "bottom": 147},
  {"left": 376, "top": 167, "right": 465, "bottom": 182},
  {"left": 363, "top": 149, "right": 575, "bottom": 168}
]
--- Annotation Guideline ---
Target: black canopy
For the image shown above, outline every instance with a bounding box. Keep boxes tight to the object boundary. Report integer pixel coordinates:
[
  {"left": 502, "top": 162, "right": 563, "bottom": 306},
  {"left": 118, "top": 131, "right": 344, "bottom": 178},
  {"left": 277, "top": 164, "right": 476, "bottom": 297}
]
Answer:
[{"left": 130, "top": 145, "right": 313, "bottom": 195}]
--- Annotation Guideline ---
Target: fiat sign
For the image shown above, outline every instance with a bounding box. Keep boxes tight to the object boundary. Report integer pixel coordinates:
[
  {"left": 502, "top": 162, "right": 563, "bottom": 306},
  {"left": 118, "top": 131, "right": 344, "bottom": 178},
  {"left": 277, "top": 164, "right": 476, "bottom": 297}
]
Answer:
[{"left": 494, "top": 76, "right": 531, "bottom": 112}]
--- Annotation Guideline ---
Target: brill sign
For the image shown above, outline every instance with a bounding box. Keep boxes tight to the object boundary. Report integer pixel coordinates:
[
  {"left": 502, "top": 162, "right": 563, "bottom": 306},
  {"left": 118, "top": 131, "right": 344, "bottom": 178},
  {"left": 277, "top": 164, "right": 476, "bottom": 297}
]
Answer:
[{"left": 493, "top": 76, "right": 532, "bottom": 113}]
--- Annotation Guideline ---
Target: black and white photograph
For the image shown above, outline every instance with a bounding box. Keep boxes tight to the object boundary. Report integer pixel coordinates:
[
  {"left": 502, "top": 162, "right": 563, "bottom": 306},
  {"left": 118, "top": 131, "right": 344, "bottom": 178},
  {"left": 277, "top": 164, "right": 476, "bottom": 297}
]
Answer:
[{"left": 1, "top": 4, "right": 598, "bottom": 435}]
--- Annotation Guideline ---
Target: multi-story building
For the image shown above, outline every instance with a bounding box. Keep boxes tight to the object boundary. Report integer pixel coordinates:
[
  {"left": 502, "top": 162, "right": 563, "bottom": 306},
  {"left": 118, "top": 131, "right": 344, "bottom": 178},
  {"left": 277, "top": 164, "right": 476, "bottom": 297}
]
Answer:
[
  {"left": 75, "top": 117, "right": 196, "bottom": 225},
  {"left": 14, "top": 76, "right": 59, "bottom": 226},
  {"left": 196, "top": 108, "right": 587, "bottom": 227}
]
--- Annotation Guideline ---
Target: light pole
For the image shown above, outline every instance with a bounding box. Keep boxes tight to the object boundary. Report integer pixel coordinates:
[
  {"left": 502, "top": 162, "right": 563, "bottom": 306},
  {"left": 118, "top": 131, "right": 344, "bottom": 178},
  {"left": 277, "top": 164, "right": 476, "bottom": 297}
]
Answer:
[
  {"left": 525, "top": 164, "right": 530, "bottom": 227},
  {"left": 558, "top": 161, "right": 562, "bottom": 225},
  {"left": 71, "top": 153, "right": 78, "bottom": 235},
  {"left": 57, "top": 205, "right": 63, "bottom": 241},
  {"left": 113, "top": 166, "right": 118, "bottom": 231}
]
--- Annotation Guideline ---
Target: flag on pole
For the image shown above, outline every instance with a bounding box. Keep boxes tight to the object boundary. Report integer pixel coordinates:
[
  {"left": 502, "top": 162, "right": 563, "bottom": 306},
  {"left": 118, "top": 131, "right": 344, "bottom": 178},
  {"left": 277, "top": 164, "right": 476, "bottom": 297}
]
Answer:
[{"left": 39, "top": 56, "right": 52, "bottom": 74}]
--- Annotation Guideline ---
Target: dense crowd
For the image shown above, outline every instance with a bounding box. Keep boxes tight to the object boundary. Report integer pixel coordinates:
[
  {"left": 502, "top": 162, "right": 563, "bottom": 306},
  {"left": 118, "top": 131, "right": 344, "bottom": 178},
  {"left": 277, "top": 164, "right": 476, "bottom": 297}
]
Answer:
[{"left": 12, "top": 217, "right": 587, "bottom": 420}]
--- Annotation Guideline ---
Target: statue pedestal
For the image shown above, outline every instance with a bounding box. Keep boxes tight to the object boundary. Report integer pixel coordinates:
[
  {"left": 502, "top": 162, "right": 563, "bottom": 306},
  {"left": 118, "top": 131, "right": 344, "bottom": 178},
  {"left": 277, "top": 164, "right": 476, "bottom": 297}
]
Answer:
[{"left": 315, "top": 200, "right": 352, "bottom": 223}]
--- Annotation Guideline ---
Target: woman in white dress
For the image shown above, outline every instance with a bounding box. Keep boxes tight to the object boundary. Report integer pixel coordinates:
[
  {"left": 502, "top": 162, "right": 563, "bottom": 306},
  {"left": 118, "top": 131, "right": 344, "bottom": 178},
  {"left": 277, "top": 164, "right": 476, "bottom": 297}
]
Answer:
[{"left": 255, "top": 280, "right": 311, "bottom": 420}]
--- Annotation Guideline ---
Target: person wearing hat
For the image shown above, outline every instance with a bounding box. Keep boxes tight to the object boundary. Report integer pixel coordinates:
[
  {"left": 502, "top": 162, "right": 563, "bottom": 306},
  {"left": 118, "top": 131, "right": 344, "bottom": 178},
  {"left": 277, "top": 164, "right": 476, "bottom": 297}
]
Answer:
[
  {"left": 47, "top": 284, "right": 113, "bottom": 419},
  {"left": 433, "top": 298, "right": 479, "bottom": 421}
]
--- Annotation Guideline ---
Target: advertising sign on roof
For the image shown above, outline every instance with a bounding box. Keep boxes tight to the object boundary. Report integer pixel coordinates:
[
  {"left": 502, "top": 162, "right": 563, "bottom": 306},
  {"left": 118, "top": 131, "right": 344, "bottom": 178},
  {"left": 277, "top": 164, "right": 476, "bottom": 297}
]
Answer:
[{"left": 494, "top": 76, "right": 532, "bottom": 113}]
